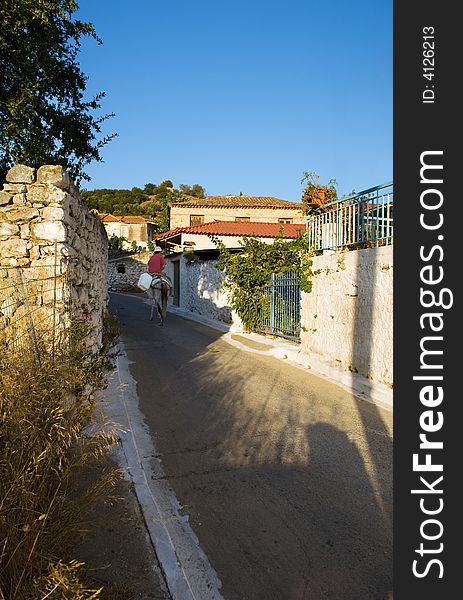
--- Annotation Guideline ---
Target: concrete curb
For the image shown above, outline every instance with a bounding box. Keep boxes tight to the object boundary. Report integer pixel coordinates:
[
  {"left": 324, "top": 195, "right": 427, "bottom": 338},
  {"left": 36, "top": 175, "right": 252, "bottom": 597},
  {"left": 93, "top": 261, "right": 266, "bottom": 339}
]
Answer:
[{"left": 97, "top": 341, "right": 224, "bottom": 600}]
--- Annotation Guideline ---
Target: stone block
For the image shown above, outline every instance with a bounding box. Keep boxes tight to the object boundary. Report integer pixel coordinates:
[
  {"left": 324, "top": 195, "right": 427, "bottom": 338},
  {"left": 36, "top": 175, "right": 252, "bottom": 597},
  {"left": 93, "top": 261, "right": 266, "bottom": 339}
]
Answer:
[
  {"left": 36, "top": 165, "right": 71, "bottom": 190},
  {"left": 1, "top": 238, "right": 28, "bottom": 258},
  {"left": 12, "top": 193, "right": 27, "bottom": 206},
  {"left": 29, "top": 246, "right": 42, "bottom": 260},
  {"left": 42, "top": 207, "right": 65, "bottom": 221},
  {"left": 28, "top": 184, "right": 67, "bottom": 206},
  {"left": 6, "top": 165, "right": 35, "bottom": 184},
  {"left": 20, "top": 223, "right": 31, "bottom": 240},
  {"left": 0, "top": 222, "right": 19, "bottom": 238},
  {"left": 2, "top": 183, "right": 27, "bottom": 193},
  {"left": 0, "top": 191, "right": 12, "bottom": 206},
  {"left": 2, "top": 207, "right": 40, "bottom": 222},
  {"left": 30, "top": 257, "right": 62, "bottom": 269},
  {"left": 31, "top": 221, "right": 67, "bottom": 242}
]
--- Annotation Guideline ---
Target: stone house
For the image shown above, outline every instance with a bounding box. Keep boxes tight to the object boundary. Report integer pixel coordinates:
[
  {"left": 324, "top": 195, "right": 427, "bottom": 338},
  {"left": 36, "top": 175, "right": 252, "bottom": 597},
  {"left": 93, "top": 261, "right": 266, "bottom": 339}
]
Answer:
[
  {"left": 169, "top": 195, "right": 306, "bottom": 229},
  {"left": 98, "top": 213, "right": 156, "bottom": 249}
]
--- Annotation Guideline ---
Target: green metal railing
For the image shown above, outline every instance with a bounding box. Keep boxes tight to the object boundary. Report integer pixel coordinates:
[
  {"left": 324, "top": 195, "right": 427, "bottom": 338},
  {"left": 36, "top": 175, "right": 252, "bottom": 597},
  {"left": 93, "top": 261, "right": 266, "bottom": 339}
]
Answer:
[{"left": 307, "top": 182, "right": 393, "bottom": 252}]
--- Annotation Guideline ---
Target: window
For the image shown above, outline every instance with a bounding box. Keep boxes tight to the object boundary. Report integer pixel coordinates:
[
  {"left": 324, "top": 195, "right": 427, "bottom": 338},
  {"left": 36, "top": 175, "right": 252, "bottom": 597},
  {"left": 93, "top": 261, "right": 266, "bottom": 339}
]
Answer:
[
  {"left": 278, "top": 218, "right": 293, "bottom": 224},
  {"left": 190, "top": 215, "right": 204, "bottom": 226},
  {"left": 235, "top": 216, "right": 250, "bottom": 222}
]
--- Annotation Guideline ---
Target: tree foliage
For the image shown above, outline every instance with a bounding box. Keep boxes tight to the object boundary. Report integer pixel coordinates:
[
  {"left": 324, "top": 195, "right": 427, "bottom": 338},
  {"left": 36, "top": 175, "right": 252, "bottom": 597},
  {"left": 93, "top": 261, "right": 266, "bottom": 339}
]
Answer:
[
  {"left": 179, "top": 183, "right": 206, "bottom": 198},
  {"left": 81, "top": 188, "right": 151, "bottom": 215},
  {"left": 213, "top": 233, "right": 313, "bottom": 331},
  {"left": 0, "top": 0, "right": 115, "bottom": 182}
]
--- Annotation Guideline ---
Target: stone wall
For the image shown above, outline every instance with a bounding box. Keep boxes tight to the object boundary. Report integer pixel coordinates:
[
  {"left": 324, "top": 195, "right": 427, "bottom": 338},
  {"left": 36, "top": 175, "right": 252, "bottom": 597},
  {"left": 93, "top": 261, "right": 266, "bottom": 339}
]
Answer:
[
  {"left": 299, "top": 246, "right": 393, "bottom": 389},
  {"left": 108, "top": 252, "right": 150, "bottom": 291},
  {"left": 0, "top": 164, "right": 108, "bottom": 350}
]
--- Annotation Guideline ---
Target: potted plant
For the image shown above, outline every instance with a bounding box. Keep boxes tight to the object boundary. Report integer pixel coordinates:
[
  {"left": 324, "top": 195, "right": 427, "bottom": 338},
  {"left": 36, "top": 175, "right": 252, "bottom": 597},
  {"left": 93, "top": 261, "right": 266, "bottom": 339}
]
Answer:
[{"left": 301, "top": 171, "right": 338, "bottom": 212}]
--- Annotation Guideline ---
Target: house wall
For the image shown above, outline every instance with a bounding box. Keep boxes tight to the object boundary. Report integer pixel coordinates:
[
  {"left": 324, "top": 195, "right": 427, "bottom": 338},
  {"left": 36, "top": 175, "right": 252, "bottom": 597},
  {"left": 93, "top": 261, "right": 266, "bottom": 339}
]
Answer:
[
  {"left": 299, "top": 246, "right": 393, "bottom": 388},
  {"left": 170, "top": 205, "right": 306, "bottom": 228},
  {"left": 164, "top": 256, "right": 241, "bottom": 327},
  {"left": 172, "top": 233, "right": 284, "bottom": 252},
  {"left": 104, "top": 221, "right": 153, "bottom": 248},
  {"left": 0, "top": 164, "right": 108, "bottom": 351}
]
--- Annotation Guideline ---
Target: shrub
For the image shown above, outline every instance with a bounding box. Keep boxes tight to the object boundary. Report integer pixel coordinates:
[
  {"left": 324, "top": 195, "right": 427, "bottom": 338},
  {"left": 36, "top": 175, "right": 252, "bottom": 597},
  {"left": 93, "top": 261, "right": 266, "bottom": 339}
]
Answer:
[
  {"left": 212, "top": 233, "right": 312, "bottom": 332},
  {"left": 0, "top": 311, "right": 119, "bottom": 598}
]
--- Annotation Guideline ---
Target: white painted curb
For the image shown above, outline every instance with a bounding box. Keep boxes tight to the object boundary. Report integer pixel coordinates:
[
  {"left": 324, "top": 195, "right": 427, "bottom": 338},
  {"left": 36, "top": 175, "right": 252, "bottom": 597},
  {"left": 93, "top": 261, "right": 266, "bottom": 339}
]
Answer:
[{"left": 98, "top": 341, "right": 224, "bottom": 600}]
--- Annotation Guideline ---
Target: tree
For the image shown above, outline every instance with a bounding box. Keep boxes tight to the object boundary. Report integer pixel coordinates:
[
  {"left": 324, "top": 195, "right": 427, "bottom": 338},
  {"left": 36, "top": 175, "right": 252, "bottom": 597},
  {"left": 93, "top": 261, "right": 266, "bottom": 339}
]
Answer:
[
  {"left": 159, "top": 179, "right": 173, "bottom": 189},
  {"left": 178, "top": 184, "right": 192, "bottom": 195},
  {"left": 179, "top": 183, "right": 206, "bottom": 198},
  {"left": 191, "top": 183, "right": 206, "bottom": 198},
  {"left": 81, "top": 178, "right": 206, "bottom": 228},
  {"left": 143, "top": 182, "right": 158, "bottom": 195},
  {"left": 157, "top": 189, "right": 180, "bottom": 233},
  {"left": 0, "top": 0, "right": 115, "bottom": 183}
]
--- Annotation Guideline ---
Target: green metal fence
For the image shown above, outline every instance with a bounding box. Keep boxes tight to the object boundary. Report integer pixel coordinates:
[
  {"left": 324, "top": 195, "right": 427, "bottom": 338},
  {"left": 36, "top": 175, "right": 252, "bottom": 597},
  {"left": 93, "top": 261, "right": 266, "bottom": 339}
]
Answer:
[{"left": 256, "top": 271, "right": 301, "bottom": 341}]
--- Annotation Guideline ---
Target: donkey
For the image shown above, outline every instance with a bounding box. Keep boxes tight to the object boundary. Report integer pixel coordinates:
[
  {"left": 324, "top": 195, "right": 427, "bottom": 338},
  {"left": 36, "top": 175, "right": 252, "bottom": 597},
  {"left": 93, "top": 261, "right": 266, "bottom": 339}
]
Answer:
[{"left": 146, "top": 275, "right": 171, "bottom": 325}]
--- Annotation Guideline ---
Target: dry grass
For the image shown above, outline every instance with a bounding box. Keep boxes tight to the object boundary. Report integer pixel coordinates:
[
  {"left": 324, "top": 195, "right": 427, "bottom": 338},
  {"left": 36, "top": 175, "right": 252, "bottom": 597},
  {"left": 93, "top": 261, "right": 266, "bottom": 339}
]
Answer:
[{"left": 0, "top": 313, "right": 119, "bottom": 599}]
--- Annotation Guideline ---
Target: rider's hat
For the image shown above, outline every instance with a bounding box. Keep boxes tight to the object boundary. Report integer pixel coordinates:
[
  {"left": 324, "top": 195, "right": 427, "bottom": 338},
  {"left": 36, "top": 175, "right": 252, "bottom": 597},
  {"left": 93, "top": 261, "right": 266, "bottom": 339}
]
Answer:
[{"left": 154, "top": 246, "right": 162, "bottom": 253}]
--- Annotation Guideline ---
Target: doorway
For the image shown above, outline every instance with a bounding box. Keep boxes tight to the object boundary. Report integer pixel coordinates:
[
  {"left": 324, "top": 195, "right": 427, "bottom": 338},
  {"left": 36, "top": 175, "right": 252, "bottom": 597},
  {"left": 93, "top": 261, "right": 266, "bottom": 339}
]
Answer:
[{"left": 173, "top": 261, "right": 180, "bottom": 306}]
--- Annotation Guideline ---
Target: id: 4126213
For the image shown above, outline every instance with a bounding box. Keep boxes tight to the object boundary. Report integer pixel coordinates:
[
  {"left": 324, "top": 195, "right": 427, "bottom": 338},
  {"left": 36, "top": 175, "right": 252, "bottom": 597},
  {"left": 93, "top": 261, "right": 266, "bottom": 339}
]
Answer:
[{"left": 422, "top": 26, "right": 435, "bottom": 104}]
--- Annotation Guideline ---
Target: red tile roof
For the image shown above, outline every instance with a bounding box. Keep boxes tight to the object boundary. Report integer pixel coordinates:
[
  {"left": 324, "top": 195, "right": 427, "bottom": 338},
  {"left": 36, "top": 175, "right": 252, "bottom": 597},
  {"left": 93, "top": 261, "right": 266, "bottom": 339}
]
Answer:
[
  {"left": 156, "top": 221, "right": 306, "bottom": 240},
  {"left": 170, "top": 196, "right": 302, "bottom": 209}
]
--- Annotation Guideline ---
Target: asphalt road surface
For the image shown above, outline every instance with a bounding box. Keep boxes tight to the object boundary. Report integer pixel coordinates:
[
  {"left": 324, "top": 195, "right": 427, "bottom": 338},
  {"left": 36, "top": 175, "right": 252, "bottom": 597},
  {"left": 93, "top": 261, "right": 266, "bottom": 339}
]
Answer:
[{"left": 110, "top": 293, "right": 393, "bottom": 600}]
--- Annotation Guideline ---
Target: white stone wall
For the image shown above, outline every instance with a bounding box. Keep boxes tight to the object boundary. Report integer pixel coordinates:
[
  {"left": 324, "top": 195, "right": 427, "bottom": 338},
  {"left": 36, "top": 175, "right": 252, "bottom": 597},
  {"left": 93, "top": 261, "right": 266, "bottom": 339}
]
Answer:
[
  {"left": 300, "top": 246, "right": 393, "bottom": 387},
  {"left": 175, "top": 232, "right": 292, "bottom": 251},
  {"left": 165, "top": 256, "right": 241, "bottom": 327},
  {"left": 0, "top": 164, "right": 108, "bottom": 350}
]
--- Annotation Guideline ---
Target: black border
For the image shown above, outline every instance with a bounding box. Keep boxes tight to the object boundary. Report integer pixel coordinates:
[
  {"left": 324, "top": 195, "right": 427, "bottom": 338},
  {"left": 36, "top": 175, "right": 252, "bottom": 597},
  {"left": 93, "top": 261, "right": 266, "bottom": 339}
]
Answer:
[{"left": 394, "top": 2, "right": 459, "bottom": 597}]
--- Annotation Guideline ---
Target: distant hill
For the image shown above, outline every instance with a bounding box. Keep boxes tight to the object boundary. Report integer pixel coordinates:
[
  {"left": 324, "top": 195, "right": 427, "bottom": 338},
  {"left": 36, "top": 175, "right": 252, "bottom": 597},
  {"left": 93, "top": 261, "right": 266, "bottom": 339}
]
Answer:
[{"left": 81, "top": 181, "right": 206, "bottom": 229}]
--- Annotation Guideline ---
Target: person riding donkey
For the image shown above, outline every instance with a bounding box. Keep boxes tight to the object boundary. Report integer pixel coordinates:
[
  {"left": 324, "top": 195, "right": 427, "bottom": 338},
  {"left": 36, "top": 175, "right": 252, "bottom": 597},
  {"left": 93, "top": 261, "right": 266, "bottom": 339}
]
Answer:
[
  {"left": 146, "top": 246, "right": 172, "bottom": 323},
  {"left": 147, "top": 245, "right": 166, "bottom": 276}
]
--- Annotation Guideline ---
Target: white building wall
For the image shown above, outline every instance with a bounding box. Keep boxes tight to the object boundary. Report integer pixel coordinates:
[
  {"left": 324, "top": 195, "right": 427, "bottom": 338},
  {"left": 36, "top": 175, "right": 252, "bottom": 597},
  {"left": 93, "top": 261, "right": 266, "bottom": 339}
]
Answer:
[
  {"left": 165, "top": 256, "right": 242, "bottom": 328},
  {"left": 300, "top": 246, "right": 393, "bottom": 388}
]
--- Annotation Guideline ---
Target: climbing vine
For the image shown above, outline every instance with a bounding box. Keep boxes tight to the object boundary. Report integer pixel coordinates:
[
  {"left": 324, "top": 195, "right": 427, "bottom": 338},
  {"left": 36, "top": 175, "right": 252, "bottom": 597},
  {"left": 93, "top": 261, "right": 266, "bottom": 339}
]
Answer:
[{"left": 212, "top": 232, "right": 313, "bottom": 332}]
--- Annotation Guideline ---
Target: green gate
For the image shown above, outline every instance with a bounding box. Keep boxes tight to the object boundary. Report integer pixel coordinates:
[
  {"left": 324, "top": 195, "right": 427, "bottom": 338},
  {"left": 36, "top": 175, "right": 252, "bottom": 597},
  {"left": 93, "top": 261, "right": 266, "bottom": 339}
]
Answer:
[{"left": 256, "top": 271, "right": 301, "bottom": 341}]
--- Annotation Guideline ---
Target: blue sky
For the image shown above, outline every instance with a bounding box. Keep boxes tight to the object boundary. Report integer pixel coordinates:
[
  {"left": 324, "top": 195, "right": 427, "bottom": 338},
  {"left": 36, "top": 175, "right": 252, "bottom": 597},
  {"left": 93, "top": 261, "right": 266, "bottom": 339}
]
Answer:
[{"left": 77, "top": 0, "right": 392, "bottom": 201}]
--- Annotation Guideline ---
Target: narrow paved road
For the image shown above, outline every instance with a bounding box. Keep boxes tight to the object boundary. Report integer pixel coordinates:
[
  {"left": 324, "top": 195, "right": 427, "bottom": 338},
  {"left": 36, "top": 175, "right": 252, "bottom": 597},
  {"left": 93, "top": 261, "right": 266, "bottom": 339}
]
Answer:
[{"left": 110, "top": 293, "right": 392, "bottom": 600}]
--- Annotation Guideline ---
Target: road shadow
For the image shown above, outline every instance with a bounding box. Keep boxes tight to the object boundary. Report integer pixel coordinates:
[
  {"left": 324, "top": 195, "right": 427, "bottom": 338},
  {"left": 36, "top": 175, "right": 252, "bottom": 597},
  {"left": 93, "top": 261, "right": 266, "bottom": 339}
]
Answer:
[{"left": 108, "top": 291, "right": 392, "bottom": 599}]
